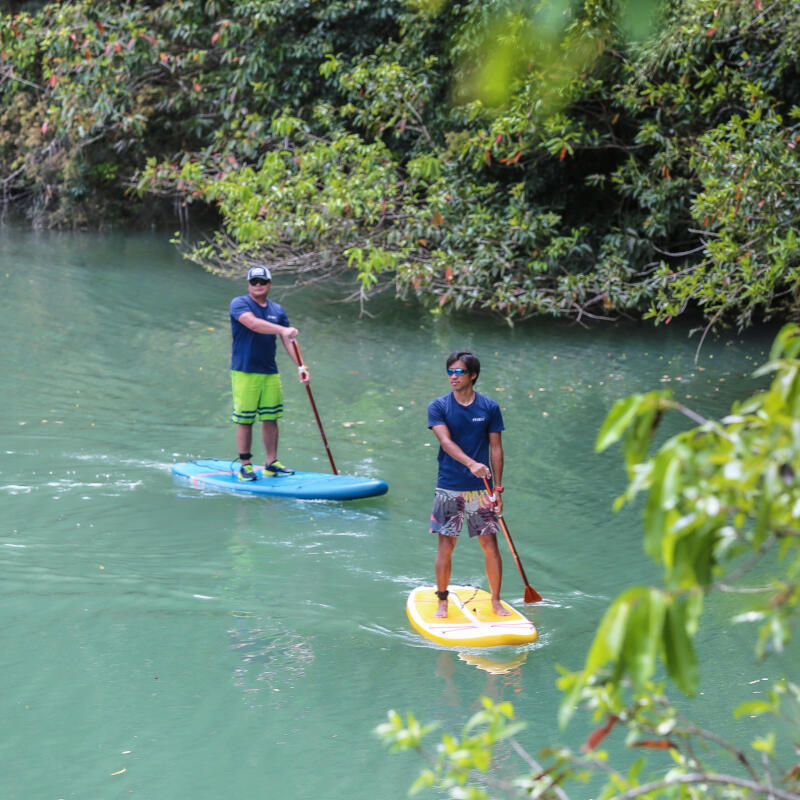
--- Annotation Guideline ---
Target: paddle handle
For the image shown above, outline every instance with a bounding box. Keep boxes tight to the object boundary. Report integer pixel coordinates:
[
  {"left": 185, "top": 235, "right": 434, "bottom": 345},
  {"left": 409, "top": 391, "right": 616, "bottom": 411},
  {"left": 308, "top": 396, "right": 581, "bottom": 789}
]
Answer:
[
  {"left": 482, "top": 477, "right": 542, "bottom": 603},
  {"left": 291, "top": 339, "right": 338, "bottom": 475}
]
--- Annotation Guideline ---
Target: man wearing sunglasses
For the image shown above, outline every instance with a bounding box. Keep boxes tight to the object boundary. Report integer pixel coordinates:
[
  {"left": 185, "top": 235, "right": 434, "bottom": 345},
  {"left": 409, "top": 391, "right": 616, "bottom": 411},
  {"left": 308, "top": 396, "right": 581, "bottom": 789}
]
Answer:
[
  {"left": 427, "top": 351, "right": 510, "bottom": 618},
  {"left": 229, "top": 265, "right": 310, "bottom": 481}
]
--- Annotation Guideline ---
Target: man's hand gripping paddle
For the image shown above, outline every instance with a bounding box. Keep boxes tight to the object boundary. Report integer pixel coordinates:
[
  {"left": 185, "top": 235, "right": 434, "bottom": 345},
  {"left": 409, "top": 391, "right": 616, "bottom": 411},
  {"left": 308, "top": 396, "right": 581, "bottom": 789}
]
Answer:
[
  {"left": 482, "top": 477, "right": 542, "bottom": 603},
  {"left": 290, "top": 339, "right": 338, "bottom": 475}
]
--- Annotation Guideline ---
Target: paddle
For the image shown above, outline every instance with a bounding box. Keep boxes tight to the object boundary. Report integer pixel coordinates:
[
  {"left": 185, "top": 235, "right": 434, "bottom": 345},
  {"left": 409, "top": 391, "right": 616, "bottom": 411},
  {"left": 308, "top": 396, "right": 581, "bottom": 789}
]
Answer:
[
  {"left": 482, "top": 476, "right": 542, "bottom": 603},
  {"left": 290, "top": 339, "right": 338, "bottom": 475}
]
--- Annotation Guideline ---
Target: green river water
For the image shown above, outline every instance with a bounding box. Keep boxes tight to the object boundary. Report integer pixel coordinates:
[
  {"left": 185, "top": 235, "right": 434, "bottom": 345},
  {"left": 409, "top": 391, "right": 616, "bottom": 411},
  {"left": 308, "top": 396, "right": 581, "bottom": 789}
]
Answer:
[{"left": 1, "top": 229, "right": 795, "bottom": 799}]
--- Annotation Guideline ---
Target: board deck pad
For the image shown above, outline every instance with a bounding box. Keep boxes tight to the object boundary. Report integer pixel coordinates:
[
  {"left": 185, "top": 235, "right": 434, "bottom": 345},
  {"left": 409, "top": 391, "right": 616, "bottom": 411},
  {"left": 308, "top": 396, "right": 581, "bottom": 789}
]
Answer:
[
  {"left": 406, "top": 585, "right": 538, "bottom": 648},
  {"left": 172, "top": 459, "right": 388, "bottom": 501}
]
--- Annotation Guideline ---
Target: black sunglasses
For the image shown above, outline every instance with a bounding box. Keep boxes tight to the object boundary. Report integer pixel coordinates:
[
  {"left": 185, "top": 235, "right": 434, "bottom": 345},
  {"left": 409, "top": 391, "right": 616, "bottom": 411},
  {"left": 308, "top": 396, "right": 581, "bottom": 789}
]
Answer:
[{"left": 249, "top": 278, "right": 269, "bottom": 286}]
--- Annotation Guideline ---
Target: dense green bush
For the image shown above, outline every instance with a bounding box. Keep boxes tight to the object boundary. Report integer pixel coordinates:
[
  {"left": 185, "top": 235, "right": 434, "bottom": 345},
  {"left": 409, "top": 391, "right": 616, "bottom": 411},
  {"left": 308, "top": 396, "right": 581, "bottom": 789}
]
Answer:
[{"left": 1, "top": 0, "right": 799, "bottom": 329}]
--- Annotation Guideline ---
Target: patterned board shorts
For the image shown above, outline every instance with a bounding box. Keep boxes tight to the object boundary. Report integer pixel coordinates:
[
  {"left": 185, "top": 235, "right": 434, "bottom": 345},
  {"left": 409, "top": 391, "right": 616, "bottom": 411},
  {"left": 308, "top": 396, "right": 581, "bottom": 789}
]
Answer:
[{"left": 430, "top": 488, "right": 500, "bottom": 538}]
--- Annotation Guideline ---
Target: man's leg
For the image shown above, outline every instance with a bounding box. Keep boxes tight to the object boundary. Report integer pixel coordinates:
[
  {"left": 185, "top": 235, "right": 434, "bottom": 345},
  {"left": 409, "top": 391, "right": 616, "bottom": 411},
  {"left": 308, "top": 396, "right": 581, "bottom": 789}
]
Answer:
[
  {"left": 232, "top": 371, "right": 259, "bottom": 477},
  {"left": 477, "top": 533, "right": 511, "bottom": 616},
  {"left": 261, "top": 420, "right": 278, "bottom": 465},
  {"left": 434, "top": 534, "right": 457, "bottom": 618},
  {"left": 236, "top": 423, "right": 254, "bottom": 464}
]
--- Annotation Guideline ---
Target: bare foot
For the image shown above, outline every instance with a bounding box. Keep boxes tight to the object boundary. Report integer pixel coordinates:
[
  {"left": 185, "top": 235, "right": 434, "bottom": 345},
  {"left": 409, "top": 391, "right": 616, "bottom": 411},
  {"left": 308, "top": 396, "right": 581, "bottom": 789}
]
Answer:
[
  {"left": 434, "top": 600, "right": 448, "bottom": 618},
  {"left": 492, "top": 600, "right": 512, "bottom": 616}
]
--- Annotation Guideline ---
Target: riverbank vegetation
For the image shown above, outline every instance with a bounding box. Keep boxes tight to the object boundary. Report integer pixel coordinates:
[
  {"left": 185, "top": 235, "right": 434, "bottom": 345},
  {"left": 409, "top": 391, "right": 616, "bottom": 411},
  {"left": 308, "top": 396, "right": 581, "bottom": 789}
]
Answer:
[
  {"left": 1, "top": 0, "right": 799, "bottom": 329},
  {"left": 379, "top": 323, "right": 800, "bottom": 799}
]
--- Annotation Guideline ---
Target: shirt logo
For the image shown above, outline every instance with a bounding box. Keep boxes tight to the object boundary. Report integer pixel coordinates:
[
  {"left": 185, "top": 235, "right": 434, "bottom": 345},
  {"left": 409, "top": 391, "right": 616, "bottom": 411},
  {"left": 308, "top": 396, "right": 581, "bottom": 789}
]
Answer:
[{"left": 472, "top": 417, "right": 486, "bottom": 422}]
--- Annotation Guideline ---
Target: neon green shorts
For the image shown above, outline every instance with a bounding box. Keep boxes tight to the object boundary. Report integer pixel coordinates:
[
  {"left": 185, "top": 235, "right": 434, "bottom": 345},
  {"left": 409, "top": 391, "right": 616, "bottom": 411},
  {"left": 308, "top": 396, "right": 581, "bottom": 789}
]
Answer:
[{"left": 231, "top": 371, "right": 284, "bottom": 424}]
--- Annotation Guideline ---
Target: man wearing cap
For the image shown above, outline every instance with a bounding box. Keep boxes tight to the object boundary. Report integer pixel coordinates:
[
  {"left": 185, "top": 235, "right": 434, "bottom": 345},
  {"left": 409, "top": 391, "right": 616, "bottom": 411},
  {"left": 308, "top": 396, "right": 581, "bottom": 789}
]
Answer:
[{"left": 229, "top": 265, "right": 310, "bottom": 481}]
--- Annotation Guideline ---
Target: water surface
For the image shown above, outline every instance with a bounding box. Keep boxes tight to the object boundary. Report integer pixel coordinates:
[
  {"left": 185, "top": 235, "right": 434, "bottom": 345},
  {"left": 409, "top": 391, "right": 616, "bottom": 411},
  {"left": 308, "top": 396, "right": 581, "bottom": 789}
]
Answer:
[{"left": 0, "top": 229, "right": 792, "bottom": 799}]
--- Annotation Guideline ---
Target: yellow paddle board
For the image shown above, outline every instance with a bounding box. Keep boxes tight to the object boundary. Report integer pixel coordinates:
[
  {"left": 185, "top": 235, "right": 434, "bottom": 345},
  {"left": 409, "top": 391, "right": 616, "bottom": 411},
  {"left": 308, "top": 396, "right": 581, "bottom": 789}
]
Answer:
[{"left": 406, "top": 585, "right": 538, "bottom": 648}]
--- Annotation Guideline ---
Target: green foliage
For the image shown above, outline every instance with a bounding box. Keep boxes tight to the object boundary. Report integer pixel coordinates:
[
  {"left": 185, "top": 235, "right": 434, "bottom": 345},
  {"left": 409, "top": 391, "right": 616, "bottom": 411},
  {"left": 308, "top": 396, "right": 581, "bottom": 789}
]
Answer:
[
  {"left": 380, "top": 325, "right": 800, "bottom": 799},
  {"left": 376, "top": 699, "right": 525, "bottom": 799},
  {"left": 375, "top": 709, "right": 440, "bottom": 753},
  {"left": 2, "top": 0, "right": 800, "bottom": 326},
  {"left": 566, "top": 322, "right": 800, "bottom": 708},
  {"left": 0, "top": 0, "right": 406, "bottom": 226}
]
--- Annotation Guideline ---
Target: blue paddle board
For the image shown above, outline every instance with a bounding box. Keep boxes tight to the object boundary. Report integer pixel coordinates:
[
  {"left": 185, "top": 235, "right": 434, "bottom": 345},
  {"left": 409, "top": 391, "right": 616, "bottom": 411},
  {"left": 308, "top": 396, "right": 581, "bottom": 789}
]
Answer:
[{"left": 171, "top": 458, "right": 388, "bottom": 500}]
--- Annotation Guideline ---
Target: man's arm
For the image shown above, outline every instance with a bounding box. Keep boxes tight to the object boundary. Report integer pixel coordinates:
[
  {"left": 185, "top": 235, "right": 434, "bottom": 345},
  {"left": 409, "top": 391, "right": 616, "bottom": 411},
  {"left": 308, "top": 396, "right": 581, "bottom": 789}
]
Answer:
[
  {"left": 430, "top": 424, "right": 491, "bottom": 479},
  {"left": 489, "top": 430, "right": 504, "bottom": 514},
  {"left": 237, "top": 311, "right": 298, "bottom": 338},
  {"left": 279, "top": 334, "right": 310, "bottom": 385}
]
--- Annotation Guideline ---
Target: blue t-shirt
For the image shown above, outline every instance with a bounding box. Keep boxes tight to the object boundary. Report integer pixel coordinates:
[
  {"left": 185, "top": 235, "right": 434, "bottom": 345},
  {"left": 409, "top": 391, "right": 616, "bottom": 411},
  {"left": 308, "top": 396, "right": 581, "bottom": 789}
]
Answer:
[
  {"left": 427, "top": 391, "right": 505, "bottom": 491},
  {"left": 229, "top": 295, "right": 290, "bottom": 374}
]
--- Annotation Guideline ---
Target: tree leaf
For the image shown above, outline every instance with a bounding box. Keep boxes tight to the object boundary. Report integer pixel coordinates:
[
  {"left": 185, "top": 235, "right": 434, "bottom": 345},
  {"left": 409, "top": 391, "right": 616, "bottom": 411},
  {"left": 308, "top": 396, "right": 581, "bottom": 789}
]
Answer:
[
  {"left": 662, "top": 597, "right": 698, "bottom": 695},
  {"left": 596, "top": 395, "right": 645, "bottom": 452}
]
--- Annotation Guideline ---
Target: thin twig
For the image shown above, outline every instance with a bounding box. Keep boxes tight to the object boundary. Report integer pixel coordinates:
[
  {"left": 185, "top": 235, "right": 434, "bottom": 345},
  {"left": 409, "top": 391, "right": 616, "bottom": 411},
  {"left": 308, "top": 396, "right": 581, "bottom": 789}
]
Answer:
[
  {"left": 687, "top": 228, "right": 720, "bottom": 237},
  {"left": 671, "top": 402, "right": 711, "bottom": 428},
  {"left": 695, "top": 309, "right": 723, "bottom": 364},
  {"left": 610, "top": 771, "right": 800, "bottom": 800},
  {"left": 714, "top": 533, "right": 777, "bottom": 590},
  {"left": 652, "top": 242, "right": 706, "bottom": 258},
  {"left": 0, "top": 65, "right": 42, "bottom": 91},
  {"left": 509, "top": 738, "right": 571, "bottom": 800},
  {"left": 570, "top": 301, "right": 617, "bottom": 322},
  {"left": 680, "top": 722, "right": 762, "bottom": 784}
]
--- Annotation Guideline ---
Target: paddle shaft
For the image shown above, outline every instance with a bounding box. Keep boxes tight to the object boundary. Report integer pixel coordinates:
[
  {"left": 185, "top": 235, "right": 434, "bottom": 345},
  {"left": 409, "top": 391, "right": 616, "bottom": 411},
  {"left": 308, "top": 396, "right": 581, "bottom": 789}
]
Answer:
[
  {"left": 482, "top": 477, "right": 542, "bottom": 603},
  {"left": 291, "top": 339, "right": 338, "bottom": 475}
]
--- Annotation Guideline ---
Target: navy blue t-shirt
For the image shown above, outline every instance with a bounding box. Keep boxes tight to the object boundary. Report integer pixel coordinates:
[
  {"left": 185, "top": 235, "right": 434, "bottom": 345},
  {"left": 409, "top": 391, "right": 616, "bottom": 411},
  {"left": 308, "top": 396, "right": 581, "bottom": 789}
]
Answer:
[
  {"left": 229, "top": 295, "right": 290, "bottom": 374},
  {"left": 427, "top": 391, "right": 505, "bottom": 491}
]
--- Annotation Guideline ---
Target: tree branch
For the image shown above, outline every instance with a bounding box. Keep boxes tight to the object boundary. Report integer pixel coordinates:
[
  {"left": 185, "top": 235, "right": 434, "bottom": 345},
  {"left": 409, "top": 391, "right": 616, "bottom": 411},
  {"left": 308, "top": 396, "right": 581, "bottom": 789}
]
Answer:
[
  {"left": 694, "top": 309, "right": 723, "bottom": 364},
  {"left": 509, "top": 738, "right": 572, "bottom": 800},
  {"left": 610, "top": 771, "right": 800, "bottom": 800}
]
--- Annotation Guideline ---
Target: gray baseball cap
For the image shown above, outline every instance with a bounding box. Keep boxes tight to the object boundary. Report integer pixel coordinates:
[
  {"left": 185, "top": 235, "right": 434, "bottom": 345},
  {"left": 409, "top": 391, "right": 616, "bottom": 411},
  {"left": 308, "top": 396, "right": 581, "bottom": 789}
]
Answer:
[{"left": 247, "top": 265, "right": 272, "bottom": 281}]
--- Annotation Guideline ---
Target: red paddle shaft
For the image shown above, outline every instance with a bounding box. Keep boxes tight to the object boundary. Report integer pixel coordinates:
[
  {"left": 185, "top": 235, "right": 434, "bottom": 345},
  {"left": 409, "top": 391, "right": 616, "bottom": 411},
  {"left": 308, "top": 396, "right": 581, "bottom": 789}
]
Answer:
[
  {"left": 291, "top": 340, "right": 338, "bottom": 475},
  {"left": 482, "top": 477, "right": 542, "bottom": 603}
]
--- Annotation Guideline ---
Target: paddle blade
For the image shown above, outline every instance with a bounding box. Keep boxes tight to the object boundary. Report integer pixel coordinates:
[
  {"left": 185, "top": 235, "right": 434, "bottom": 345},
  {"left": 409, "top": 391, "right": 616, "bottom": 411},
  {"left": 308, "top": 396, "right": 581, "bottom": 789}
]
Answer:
[{"left": 524, "top": 584, "right": 543, "bottom": 603}]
